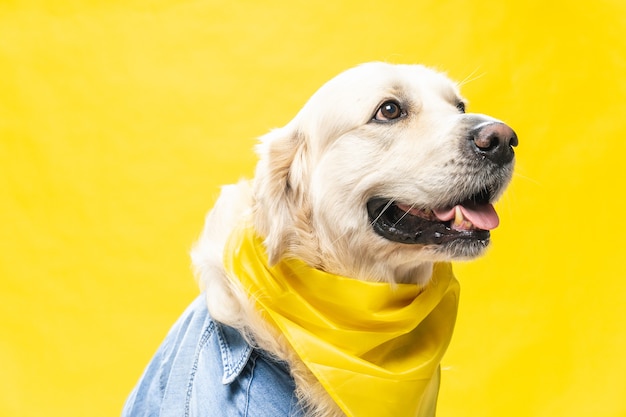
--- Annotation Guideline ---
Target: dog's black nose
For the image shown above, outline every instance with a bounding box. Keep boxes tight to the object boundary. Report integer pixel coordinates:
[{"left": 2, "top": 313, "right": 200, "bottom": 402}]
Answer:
[{"left": 469, "top": 122, "right": 518, "bottom": 165}]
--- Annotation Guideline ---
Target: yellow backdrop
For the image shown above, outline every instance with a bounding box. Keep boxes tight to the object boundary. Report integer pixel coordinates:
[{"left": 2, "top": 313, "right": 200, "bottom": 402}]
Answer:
[{"left": 2, "top": 1, "right": 625, "bottom": 416}]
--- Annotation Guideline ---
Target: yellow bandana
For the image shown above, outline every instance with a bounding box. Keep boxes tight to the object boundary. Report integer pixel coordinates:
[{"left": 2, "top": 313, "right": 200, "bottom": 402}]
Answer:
[{"left": 223, "top": 222, "right": 459, "bottom": 417}]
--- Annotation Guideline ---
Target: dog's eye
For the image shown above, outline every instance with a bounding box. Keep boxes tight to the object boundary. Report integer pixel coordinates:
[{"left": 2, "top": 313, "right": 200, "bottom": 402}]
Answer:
[
  {"left": 456, "top": 101, "right": 466, "bottom": 113},
  {"left": 374, "top": 101, "right": 404, "bottom": 121}
]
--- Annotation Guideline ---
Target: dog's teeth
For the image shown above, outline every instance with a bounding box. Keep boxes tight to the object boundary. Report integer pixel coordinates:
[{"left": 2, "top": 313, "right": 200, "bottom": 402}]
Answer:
[
  {"left": 453, "top": 206, "right": 464, "bottom": 226},
  {"left": 452, "top": 206, "right": 474, "bottom": 230}
]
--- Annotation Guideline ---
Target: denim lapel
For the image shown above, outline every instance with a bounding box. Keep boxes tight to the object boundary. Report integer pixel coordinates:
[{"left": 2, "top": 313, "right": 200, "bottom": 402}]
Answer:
[{"left": 215, "top": 321, "right": 254, "bottom": 384}]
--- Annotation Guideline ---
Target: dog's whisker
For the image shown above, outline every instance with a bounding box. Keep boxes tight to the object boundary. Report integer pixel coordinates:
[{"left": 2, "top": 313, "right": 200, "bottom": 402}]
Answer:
[
  {"left": 512, "top": 171, "right": 542, "bottom": 186},
  {"left": 332, "top": 199, "right": 397, "bottom": 249},
  {"left": 369, "top": 199, "right": 395, "bottom": 228},
  {"left": 329, "top": 200, "right": 396, "bottom": 248},
  {"left": 392, "top": 202, "right": 416, "bottom": 227},
  {"left": 457, "top": 67, "right": 486, "bottom": 88},
  {"left": 328, "top": 228, "right": 351, "bottom": 248}
]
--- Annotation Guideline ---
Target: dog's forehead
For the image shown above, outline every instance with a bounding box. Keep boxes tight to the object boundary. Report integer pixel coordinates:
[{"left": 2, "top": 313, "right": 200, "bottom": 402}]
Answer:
[
  {"left": 289, "top": 63, "right": 464, "bottom": 151},
  {"left": 309, "top": 62, "right": 462, "bottom": 109}
]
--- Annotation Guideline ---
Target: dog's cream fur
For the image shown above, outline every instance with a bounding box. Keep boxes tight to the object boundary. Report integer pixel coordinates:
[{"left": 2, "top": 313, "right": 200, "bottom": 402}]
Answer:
[{"left": 191, "top": 62, "right": 514, "bottom": 416}]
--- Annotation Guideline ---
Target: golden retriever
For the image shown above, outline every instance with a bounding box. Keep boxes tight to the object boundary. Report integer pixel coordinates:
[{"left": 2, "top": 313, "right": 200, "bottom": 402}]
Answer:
[{"left": 190, "top": 62, "right": 517, "bottom": 416}]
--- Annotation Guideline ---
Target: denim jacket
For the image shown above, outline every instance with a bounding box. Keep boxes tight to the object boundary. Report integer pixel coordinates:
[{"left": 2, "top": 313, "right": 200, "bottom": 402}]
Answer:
[{"left": 123, "top": 293, "right": 306, "bottom": 417}]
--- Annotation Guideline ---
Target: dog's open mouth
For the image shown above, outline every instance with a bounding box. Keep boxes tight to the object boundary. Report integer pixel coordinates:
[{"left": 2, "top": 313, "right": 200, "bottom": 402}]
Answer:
[{"left": 367, "top": 191, "right": 499, "bottom": 246}]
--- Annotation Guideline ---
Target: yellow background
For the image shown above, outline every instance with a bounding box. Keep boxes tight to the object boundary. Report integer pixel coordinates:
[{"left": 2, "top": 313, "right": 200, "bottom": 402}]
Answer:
[{"left": 1, "top": 1, "right": 625, "bottom": 416}]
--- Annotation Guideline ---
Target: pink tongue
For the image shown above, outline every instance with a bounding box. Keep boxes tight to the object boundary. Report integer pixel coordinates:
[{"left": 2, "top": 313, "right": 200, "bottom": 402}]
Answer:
[{"left": 433, "top": 204, "right": 500, "bottom": 230}]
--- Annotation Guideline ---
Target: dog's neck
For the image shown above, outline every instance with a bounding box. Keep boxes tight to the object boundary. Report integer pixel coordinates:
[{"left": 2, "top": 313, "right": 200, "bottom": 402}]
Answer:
[{"left": 391, "top": 261, "right": 434, "bottom": 285}]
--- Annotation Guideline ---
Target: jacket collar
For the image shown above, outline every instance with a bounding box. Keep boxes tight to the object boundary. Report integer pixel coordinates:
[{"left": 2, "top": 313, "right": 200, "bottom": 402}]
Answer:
[{"left": 215, "top": 320, "right": 253, "bottom": 384}]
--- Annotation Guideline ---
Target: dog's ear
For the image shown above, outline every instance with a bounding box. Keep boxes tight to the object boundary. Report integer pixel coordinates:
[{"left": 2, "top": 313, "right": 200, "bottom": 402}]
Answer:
[{"left": 252, "top": 123, "right": 310, "bottom": 265}]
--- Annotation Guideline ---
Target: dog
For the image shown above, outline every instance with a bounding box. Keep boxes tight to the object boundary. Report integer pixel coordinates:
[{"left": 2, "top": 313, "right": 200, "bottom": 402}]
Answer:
[{"left": 123, "top": 62, "right": 517, "bottom": 417}]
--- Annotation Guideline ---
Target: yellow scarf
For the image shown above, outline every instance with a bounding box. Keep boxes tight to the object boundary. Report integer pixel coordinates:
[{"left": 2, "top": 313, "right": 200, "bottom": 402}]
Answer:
[{"left": 223, "top": 222, "right": 459, "bottom": 417}]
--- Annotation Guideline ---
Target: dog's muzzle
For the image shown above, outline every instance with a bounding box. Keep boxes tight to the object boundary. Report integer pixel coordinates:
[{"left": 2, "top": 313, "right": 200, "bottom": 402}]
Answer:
[{"left": 367, "top": 118, "right": 517, "bottom": 256}]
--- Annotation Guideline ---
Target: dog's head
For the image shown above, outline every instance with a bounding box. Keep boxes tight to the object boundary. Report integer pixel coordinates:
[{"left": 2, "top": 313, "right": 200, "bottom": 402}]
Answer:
[{"left": 252, "top": 62, "right": 517, "bottom": 284}]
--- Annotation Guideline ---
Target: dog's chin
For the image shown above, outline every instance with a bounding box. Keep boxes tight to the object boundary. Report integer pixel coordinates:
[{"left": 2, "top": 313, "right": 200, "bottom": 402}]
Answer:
[{"left": 366, "top": 198, "right": 491, "bottom": 259}]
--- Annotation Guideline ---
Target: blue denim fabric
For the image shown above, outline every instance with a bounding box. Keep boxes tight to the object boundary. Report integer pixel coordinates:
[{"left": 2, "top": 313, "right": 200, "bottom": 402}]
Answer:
[{"left": 123, "top": 294, "right": 305, "bottom": 417}]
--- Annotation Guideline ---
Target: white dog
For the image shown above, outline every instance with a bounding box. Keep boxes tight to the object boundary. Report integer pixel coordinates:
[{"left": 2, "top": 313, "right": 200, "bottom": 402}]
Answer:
[{"left": 124, "top": 62, "right": 517, "bottom": 417}]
